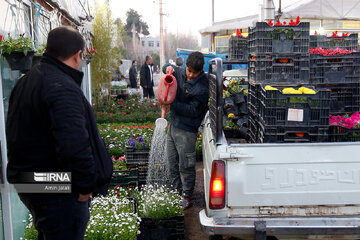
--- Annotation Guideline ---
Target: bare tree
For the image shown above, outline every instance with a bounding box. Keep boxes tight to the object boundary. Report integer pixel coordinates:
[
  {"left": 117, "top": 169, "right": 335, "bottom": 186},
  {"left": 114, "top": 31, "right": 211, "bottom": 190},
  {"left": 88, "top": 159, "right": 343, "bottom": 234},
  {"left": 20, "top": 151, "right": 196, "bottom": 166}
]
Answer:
[{"left": 165, "top": 32, "right": 200, "bottom": 63}]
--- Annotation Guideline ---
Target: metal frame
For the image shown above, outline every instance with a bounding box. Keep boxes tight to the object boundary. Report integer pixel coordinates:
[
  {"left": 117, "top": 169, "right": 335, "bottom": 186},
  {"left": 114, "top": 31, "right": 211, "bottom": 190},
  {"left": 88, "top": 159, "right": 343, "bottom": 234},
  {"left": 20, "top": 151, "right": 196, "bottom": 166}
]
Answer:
[{"left": 208, "top": 58, "right": 224, "bottom": 144}]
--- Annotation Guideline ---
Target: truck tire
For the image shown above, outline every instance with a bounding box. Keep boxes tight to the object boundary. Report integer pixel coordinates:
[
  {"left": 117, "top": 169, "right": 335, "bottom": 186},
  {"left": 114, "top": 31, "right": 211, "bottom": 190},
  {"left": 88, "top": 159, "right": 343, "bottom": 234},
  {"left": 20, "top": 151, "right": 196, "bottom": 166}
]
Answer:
[{"left": 209, "top": 235, "right": 223, "bottom": 240}]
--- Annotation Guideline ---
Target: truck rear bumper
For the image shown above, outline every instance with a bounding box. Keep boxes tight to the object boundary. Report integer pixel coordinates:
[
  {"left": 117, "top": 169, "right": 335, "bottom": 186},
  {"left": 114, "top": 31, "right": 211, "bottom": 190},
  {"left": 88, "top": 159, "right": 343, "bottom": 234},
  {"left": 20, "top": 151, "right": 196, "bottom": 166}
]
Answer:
[{"left": 199, "top": 209, "right": 360, "bottom": 236}]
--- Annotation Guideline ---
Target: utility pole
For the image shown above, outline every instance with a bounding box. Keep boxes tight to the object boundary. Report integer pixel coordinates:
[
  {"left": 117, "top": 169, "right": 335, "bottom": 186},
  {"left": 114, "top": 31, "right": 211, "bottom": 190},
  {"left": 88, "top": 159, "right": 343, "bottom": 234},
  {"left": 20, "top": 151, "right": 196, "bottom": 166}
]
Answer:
[
  {"left": 159, "top": 0, "right": 165, "bottom": 72},
  {"left": 211, "top": 0, "right": 215, "bottom": 52}
]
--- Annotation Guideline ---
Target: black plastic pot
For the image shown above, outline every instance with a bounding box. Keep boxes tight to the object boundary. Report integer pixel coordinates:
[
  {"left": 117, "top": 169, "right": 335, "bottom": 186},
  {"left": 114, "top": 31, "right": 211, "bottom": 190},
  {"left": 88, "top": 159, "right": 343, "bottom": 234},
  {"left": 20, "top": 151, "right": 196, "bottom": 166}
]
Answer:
[
  {"left": 237, "top": 126, "right": 249, "bottom": 140},
  {"left": 223, "top": 97, "right": 234, "bottom": 110},
  {"left": 223, "top": 129, "right": 236, "bottom": 138},
  {"left": 3, "top": 50, "right": 35, "bottom": 72},
  {"left": 238, "top": 103, "right": 248, "bottom": 115},
  {"left": 237, "top": 116, "right": 248, "bottom": 128},
  {"left": 225, "top": 107, "right": 239, "bottom": 117},
  {"left": 31, "top": 55, "right": 42, "bottom": 67},
  {"left": 233, "top": 91, "right": 245, "bottom": 104}
]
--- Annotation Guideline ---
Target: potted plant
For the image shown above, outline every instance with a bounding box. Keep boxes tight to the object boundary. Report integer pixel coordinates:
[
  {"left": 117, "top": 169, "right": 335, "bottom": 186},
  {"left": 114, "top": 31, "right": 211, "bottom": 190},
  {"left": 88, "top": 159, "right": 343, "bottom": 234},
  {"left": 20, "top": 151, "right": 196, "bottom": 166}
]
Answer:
[
  {"left": 32, "top": 43, "right": 46, "bottom": 67},
  {"left": 223, "top": 113, "right": 239, "bottom": 138},
  {"left": 0, "top": 34, "right": 35, "bottom": 72},
  {"left": 137, "top": 184, "right": 184, "bottom": 240}
]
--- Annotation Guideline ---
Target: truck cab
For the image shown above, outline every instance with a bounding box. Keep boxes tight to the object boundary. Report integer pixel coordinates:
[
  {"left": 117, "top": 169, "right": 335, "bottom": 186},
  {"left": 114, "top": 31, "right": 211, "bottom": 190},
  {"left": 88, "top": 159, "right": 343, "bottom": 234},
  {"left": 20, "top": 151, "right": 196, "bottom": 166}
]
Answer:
[{"left": 199, "top": 58, "right": 360, "bottom": 240}]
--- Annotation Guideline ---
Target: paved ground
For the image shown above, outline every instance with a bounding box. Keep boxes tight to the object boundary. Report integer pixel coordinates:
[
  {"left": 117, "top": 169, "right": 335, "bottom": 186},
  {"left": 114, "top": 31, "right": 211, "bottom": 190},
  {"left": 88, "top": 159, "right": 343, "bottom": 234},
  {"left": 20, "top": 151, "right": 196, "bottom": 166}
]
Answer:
[{"left": 184, "top": 160, "right": 209, "bottom": 240}]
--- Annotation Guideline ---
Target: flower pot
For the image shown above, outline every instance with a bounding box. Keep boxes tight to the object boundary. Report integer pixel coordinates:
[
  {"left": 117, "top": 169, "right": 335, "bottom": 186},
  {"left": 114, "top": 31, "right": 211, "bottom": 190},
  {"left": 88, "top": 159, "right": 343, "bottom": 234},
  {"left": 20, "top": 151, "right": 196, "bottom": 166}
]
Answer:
[
  {"left": 31, "top": 55, "right": 42, "bottom": 67},
  {"left": 233, "top": 91, "right": 245, "bottom": 104},
  {"left": 237, "top": 126, "right": 249, "bottom": 140},
  {"left": 225, "top": 107, "right": 239, "bottom": 118},
  {"left": 238, "top": 103, "right": 248, "bottom": 115},
  {"left": 223, "top": 97, "right": 234, "bottom": 110},
  {"left": 237, "top": 116, "right": 248, "bottom": 128},
  {"left": 3, "top": 50, "right": 35, "bottom": 72},
  {"left": 223, "top": 129, "right": 236, "bottom": 138}
]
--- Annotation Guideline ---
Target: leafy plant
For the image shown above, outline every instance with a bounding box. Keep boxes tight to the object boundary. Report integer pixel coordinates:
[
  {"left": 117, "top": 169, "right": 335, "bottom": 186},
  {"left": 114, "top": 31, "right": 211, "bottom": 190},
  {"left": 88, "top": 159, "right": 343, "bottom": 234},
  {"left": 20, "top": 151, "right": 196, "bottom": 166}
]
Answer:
[
  {"left": 224, "top": 120, "right": 239, "bottom": 130},
  {"left": 85, "top": 195, "right": 140, "bottom": 240},
  {"left": 137, "top": 184, "right": 183, "bottom": 219},
  {"left": 35, "top": 43, "right": 46, "bottom": 56},
  {"left": 0, "top": 34, "right": 34, "bottom": 55}
]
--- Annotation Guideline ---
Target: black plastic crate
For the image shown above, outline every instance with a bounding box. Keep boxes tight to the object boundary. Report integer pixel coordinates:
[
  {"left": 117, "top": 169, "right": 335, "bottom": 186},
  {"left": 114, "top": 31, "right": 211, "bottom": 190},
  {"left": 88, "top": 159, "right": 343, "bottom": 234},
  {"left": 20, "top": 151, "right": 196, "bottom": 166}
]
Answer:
[
  {"left": 248, "top": 112, "right": 259, "bottom": 143},
  {"left": 249, "top": 54, "right": 310, "bottom": 84},
  {"left": 249, "top": 22, "right": 310, "bottom": 55},
  {"left": 329, "top": 125, "right": 360, "bottom": 142},
  {"left": 138, "top": 164, "right": 148, "bottom": 189},
  {"left": 258, "top": 84, "right": 330, "bottom": 126},
  {"left": 310, "top": 52, "right": 360, "bottom": 84},
  {"left": 229, "top": 36, "right": 249, "bottom": 60},
  {"left": 110, "top": 169, "right": 138, "bottom": 187},
  {"left": 138, "top": 215, "right": 185, "bottom": 240},
  {"left": 310, "top": 34, "right": 358, "bottom": 50},
  {"left": 258, "top": 122, "right": 329, "bottom": 143},
  {"left": 125, "top": 147, "right": 150, "bottom": 166},
  {"left": 313, "top": 81, "right": 360, "bottom": 115}
]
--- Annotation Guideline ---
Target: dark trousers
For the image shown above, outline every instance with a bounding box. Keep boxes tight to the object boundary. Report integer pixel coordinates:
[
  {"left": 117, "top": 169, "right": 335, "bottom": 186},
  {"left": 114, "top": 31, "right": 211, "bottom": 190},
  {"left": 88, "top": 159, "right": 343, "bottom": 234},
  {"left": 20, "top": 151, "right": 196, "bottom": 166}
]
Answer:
[
  {"left": 19, "top": 193, "right": 90, "bottom": 240},
  {"left": 166, "top": 124, "right": 197, "bottom": 198},
  {"left": 143, "top": 87, "right": 155, "bottom": 98},
  {"left": 130, "top": 79, "right": 137, "bottom": 88}
]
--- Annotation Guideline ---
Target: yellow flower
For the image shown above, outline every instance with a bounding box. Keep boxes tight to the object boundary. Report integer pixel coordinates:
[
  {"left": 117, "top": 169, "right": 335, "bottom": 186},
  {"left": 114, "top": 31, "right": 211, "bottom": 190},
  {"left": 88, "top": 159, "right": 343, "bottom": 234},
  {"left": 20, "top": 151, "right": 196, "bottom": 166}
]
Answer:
[
  {"left": 230, "top": 80, "right": 235, "bottom": 85},
  {"left": 228, "top": 113, "right": 235, "bottom": 118}
]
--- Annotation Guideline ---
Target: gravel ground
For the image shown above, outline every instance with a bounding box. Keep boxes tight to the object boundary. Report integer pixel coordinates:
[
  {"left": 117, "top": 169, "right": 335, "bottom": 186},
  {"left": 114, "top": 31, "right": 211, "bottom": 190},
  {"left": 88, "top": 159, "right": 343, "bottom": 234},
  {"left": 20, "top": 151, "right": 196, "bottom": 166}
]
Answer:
[{"left": 184, "top": 160, "right": 209, "bottom": 240}]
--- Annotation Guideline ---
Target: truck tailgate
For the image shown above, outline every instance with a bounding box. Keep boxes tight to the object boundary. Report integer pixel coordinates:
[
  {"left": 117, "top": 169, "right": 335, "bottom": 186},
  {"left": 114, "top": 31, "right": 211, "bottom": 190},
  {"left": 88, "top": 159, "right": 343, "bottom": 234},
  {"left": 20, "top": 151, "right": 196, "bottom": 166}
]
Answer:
[{"left": 225, "top": 142, "right": 360, "bottom": 209}]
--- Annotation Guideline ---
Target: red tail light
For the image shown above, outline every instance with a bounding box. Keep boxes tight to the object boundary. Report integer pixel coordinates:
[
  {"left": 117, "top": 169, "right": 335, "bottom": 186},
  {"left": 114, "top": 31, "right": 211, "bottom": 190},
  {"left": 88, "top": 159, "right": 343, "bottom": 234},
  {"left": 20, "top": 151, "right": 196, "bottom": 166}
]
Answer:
[{"left": 209, "top": 160, "right": 225, "bottom": 209}]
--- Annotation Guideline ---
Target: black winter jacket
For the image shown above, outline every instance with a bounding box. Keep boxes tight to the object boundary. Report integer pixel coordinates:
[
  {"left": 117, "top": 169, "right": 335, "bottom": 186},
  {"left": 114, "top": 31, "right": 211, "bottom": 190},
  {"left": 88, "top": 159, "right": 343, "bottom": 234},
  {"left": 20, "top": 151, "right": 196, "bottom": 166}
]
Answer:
[
  {"left": 169, "top": 71, "right": 209, "bottom": 133},
  {"left": 140, "top": 63, "right": 153, "bottom": 88},
  {"left": 129, "top": 65, "right": 137, "bottom": 88},
  {"left": 6, "top": 53, "right": 113, "bottom": 196}
]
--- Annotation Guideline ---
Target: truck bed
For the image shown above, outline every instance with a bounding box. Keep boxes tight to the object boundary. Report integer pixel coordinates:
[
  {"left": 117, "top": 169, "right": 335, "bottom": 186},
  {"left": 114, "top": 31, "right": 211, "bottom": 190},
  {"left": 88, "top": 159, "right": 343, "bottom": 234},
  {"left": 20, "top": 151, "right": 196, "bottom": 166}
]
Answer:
[{"left": 202, "top": 113, "right": 360, "bottom": 217}]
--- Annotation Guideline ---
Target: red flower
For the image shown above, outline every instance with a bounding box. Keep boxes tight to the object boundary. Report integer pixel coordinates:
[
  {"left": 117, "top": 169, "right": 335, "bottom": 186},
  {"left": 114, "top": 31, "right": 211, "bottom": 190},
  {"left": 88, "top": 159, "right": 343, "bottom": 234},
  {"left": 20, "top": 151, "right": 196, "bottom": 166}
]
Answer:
[
  {"left": 275, "top": 20, "right": 282, "bottom": 26},
  {"left": 18, "top": 45, "right": 21, "bottom": 47},
  {"left": 119, "top": 101, "right": 123, "bottom": 105},
  {"left": 0, "top": 35, "right": 3, "bottom": 41},
  {"left": 267, "top": 20, "right": 273, "bottom": 26},
  {"left": 110, "top": 113, "right": 113, "bottom": 117}
]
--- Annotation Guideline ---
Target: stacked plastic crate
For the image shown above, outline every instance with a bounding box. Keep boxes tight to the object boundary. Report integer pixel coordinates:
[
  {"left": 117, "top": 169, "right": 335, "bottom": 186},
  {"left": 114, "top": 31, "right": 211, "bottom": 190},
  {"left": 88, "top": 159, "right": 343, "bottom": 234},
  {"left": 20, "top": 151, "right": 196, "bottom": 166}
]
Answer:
[
  {"left": 309, "top": 33, "right": 360, "bottom": 115},
  {"left": 228, "top": 35, "right": 249, "bottom": 61},
  {"left": 309, "top": 32, "right": 360, "bottom": 142},
  {"left": 248, "top": 21, "right": 331, "bottom": 143}
]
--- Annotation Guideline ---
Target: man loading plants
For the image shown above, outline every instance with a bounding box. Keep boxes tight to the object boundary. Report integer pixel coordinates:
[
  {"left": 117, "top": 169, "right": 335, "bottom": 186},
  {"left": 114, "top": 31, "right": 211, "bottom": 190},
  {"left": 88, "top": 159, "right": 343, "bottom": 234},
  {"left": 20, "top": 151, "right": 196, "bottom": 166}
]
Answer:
[
  {"left": 164, "top": 52, "right": 209, "bottom": 209},
  {"left": 6, "top": 26, "right": 113, "bottom": 239}
]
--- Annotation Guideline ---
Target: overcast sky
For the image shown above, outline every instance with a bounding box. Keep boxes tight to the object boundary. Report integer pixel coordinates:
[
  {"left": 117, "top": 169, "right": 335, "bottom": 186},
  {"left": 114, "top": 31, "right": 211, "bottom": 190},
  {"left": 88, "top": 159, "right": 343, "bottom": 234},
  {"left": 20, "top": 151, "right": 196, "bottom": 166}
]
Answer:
[{"left": 108, "top": 0, "right": 302, "bottom": 38}]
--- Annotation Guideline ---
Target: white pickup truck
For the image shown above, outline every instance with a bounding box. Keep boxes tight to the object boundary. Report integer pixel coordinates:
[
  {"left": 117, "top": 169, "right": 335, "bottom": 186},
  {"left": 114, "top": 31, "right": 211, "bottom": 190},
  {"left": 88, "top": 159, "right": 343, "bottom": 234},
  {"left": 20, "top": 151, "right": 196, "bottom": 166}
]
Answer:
[{"left": 199, "top": 59, "right": 360, "bottom": 240}]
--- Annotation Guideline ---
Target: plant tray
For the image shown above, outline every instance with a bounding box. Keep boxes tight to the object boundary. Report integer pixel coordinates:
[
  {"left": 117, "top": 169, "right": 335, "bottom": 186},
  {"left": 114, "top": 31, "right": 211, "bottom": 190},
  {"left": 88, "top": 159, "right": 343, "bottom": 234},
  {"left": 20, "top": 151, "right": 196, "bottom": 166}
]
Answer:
[
  {"left": 329, "top": 125, "right": 360, "bottom": 142},
  {"left": 310, "top": 34, "right": 358, "bottom": 50},
  {"left": 125, "top": 147, "right": 150, "bottom": 166},
  {"left": 138, "top": 215, "right": 184, "bottom": 240},
  {"left": 258, "top": 121, "right": 329, "bottom": 143},
  {"left": 109, "top": 169, "right": 138, "bottom": 187},
  {"left": 249, "top": 22, "right": 310, "bottom": 55},
  {"left": 249, "top": 54, "right": 310, "bottom": 84},
  {"left": 258, "top": 84, "right": 330, "bottom": 126}
]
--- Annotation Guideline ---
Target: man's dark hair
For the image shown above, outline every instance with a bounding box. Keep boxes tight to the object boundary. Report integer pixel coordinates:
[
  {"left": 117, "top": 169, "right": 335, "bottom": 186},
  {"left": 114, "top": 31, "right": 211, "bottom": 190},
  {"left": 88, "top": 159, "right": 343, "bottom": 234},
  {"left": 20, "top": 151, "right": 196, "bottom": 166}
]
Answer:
[
  {"left": 132, "top": 60, "right": 136, "bottom": 64},
  {"left": 186, "top": 52, "right": 204, "bottom": 72},
  {"left": 145, "top": 56, "right": 151, "bottom": 62},
  {"left": 175, "top": 57, "right": 183, "bottom": 67},
  {"left": 45, "top": 26, "right": 85, "bottom": 60}
]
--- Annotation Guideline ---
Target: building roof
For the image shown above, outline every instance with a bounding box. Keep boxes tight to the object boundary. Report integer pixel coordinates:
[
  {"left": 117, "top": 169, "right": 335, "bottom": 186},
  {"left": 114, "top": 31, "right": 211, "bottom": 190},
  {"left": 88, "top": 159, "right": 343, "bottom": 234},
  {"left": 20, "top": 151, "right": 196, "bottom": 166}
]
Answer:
[{"left": 200, "top": 0, "right": 360, "bottom": 34}]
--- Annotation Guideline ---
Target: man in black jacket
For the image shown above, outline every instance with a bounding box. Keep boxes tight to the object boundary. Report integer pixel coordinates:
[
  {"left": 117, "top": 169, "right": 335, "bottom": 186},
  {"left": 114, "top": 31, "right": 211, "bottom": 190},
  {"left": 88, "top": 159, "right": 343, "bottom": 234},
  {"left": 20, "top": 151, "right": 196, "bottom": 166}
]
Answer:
[
  {"left": 140, "top": 56, "right": 154, "bottom": 98},
  {"left": 129, "top": 60, "right": 138, "bottom": 88},
  {"left": 6, "top": 26, "right": 113, "bottom": 240},
  {"left": 165, "top": 52, "right": 209, "bottom": 209}
]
